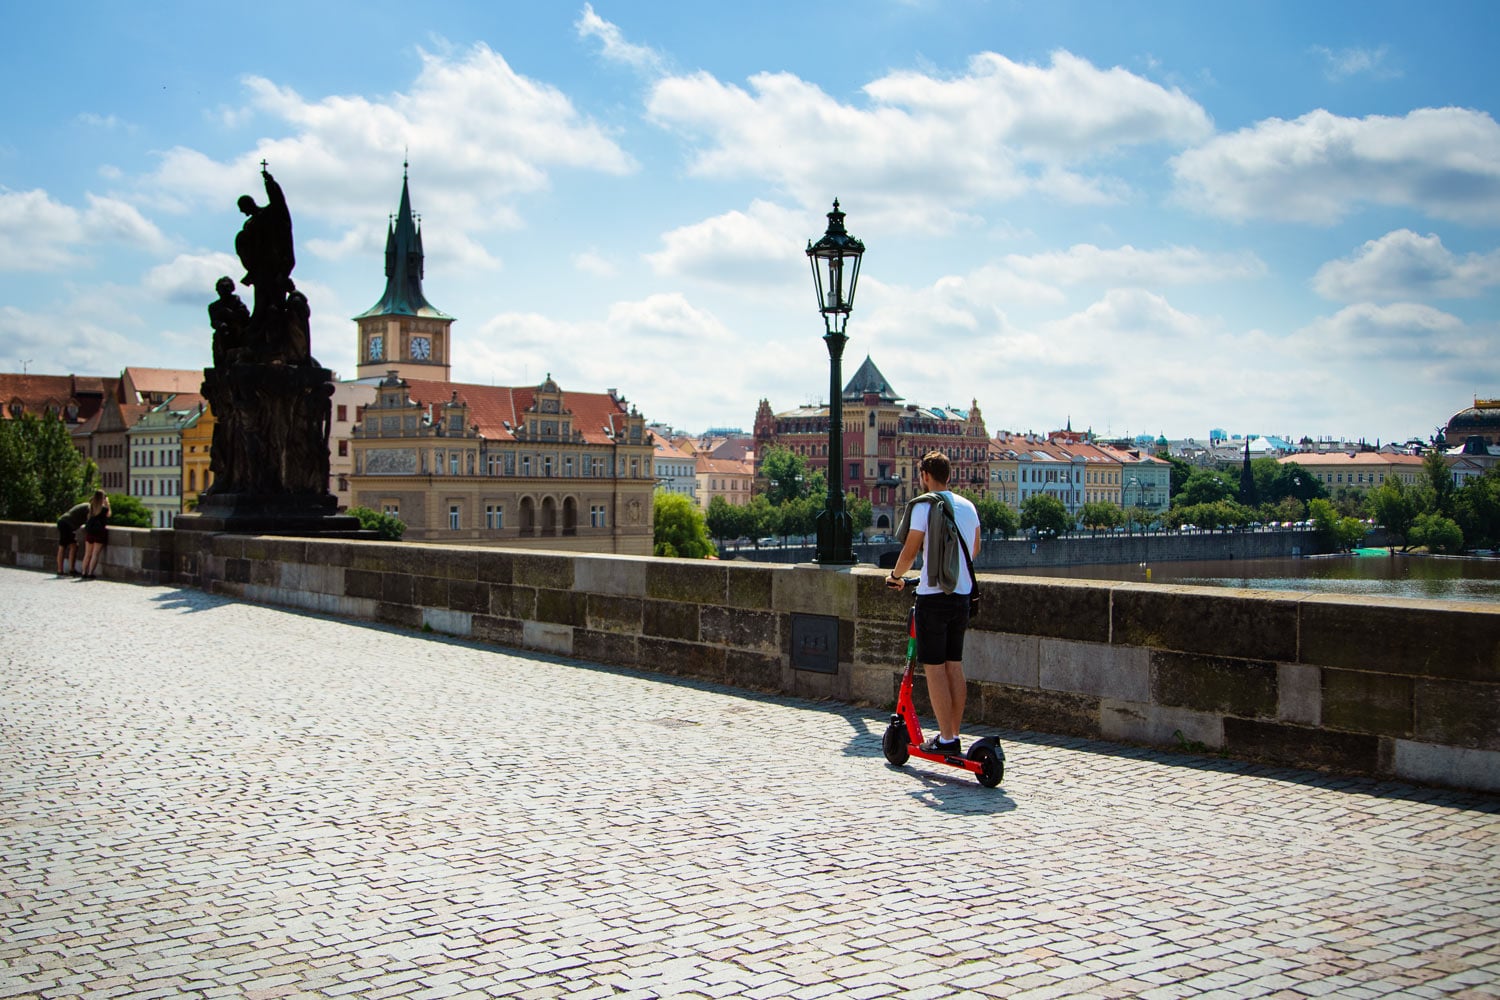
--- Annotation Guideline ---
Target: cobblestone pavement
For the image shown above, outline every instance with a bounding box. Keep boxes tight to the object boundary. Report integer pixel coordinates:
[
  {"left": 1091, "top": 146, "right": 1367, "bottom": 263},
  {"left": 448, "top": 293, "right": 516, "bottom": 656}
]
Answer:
[{"left": 2, "top": 566, "right": 1498, "bottom": 1000}]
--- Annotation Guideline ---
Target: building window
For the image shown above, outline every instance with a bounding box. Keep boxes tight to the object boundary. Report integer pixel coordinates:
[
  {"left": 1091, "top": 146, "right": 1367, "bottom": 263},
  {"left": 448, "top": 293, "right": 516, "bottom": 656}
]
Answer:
[
  {"left": 338, "top": 440, "right": 348, "bottom": 457},
  {"left": 486, "top": 504, "right": 503, "bottom": 529},
  {"left": 522, "top": 456, "right": 532, "bottom": 476},
  {"left": 337, "top": 404, "right": 347, "bottom": 422},
  {"left": 449, "top": 505, "right": 461, "bottom": 530},
  {"left": 450, "top": 453, "right": 460, "bottom": 476},
  {"left": 383, "top": 504, "right": 400, "bottom": 520},
  {"left": 590, "top": 504, "right": 607, "bottom": 528}
]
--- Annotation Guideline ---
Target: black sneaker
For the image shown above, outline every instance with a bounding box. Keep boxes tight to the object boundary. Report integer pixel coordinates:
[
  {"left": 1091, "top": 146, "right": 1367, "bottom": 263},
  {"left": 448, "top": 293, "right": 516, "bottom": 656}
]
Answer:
[{"left": 921, "top": 736, "right": 961, "bottom": 755}]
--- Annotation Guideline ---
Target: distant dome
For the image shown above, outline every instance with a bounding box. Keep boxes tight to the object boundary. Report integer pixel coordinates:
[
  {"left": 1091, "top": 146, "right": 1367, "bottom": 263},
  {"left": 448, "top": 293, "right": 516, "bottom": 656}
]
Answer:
[{"left": 1446, "top": 399, "right": 1500, "bottom": 445}]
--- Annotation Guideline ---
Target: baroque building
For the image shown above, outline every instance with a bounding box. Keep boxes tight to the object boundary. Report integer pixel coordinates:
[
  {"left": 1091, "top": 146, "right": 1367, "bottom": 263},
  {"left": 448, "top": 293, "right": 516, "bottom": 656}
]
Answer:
[
  {"left": 349, "top": 373, "right": 654, "bottom": 553},
  {"left": 343, "top": 169, "right": 657, "bottom": 553},
  {"left": 754, "top": 356, "right": 989, "bottom": 531}
]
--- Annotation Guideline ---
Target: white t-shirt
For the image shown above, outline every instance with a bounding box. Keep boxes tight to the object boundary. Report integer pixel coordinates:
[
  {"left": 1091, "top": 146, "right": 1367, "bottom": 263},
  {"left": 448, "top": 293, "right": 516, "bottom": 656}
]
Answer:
[{"left": 909, "top": 491, "right": 980, "bottom": 596}]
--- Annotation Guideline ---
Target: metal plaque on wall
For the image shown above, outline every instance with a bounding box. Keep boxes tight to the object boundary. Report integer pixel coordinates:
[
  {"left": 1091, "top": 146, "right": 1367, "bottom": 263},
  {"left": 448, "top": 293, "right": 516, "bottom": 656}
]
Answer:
[{"left": 790, "top": 613, "right": 839, "bottom": 674}]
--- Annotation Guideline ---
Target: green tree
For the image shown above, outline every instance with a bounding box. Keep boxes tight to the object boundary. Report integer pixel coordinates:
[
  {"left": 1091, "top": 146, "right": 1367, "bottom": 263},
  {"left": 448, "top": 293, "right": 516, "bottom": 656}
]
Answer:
[
  {"left": 0, "top": 413, "right": 99, "bottom": 522},
  {"left": 106, "top": 493, "right": 152, "bottom": 529},
  {"left": 1410, "top": 512, "right": 1463, "bottom": 554},
  {"left": 759, "top": 446, "right": 812, "bottom": 506},
  {"left": 1366, "top": 479, "right": 1422, "bottom": 552},
  {"left": 1309, "top": 498, "right": 1365, "bottom": 552},
  {"left": 1455, "top": 468, "right": 1500, "bottom": 550},
  {"left": 348, "top": 505, "right": 407, "bottom": 540},
  {"left": 845, "top": 492, "right": 873, "bottom": 534},
  {"left": 1423, "top": 448, "right": 1456, "bottom": 518},
  {"left": 1020, "top": 494, "right": 1070, "bottom": 537},
  {"left": 1162, "top": 455, "right": 1193, "bottom": 500},
  {"left": 1174, "top": 469, "right": 1236, "bottom": 508},
  {"left": 652, "top": 491, "right": 715, "bottom": 558},
  {"left": 1079, "top": 500, "right": 1122, "bottom": 534},
  {"left": 957, "top": 490, "right": 1018, "bottom": 539},
  {"left": 704, "top": 495, "right": 742, "bottom": 545}
]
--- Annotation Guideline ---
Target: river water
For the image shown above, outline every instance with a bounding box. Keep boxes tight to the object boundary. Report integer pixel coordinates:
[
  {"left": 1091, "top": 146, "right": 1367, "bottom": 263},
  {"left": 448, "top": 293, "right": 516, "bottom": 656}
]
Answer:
[{"left": 1001, "top": 550, "right": 1500, "bottom": 605}]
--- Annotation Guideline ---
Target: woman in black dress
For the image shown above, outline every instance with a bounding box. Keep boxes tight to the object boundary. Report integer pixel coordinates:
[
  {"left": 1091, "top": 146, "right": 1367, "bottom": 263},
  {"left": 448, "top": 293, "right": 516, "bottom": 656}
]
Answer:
[{"left": 81, "top": 491, "right": 110, "bottom": 579}]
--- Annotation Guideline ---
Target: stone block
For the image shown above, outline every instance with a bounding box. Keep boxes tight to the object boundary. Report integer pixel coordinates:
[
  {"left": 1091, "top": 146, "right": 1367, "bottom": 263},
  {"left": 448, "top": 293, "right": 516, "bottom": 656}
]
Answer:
[
  {"left": 473, "top": 614, "right": 523, "bottom": 648},
  {"left": 726, "top": 650, "right": 783, "bottom": 692},
  {"left": 377, "top": 602, "right": 422, "bottom": 629},
  {"left": 422, "top": 607, "right": 472, "bottom": 637},
  {"left": 1300, "top": 595, "right": 1500, "bottom": 681},
  {"left": 852, "top": 569, "right": 916, "bottom": 624},
  {"left": 1392, "top": 739, "right": 1500, "bottom": 793},
  {"left": 251, "top": 559, "right": 279, "bottom": 587},
  {"left": 1040, "top": 639, "right": 1150, "bottom": 702},
  {"left": 1223, "top": 718, "right": 1390, "bottom": 775},
  {"left": 575, "top": 629, "right": 639, "bottom": 668},
  {"left": 980, "top": 576, "right": 1113, "bottom": 643},
  {"left": 490, "top": 584, "right": 535, "bottom": 620},
  {"left": 587, "top": 594, "right": 643, "bottom": 633},
  {"left": 849, "top": 664, "right": 898, "bottom": 709},
  {"left": 244, "top": 537, "right": 307, "bottom": 564},
  {"left": 772, "top": 565, "right": 856, "bottom": 617},
  {"left": 1277, "top": 662, "right": 1321, "bottom": 726},
  {"left": 224, "top": 558, "right": 251, "bottom": 584},
  {"left": 1152, "top": 651, "right": 1278, "bottom": 718},
  {"left": 700, "top": 605, "right": 780, "bottom": 653},
  {"left": 792, "top": 667, "right": 846, "bottom": 702},
  {"left": 1114, "top": 583, "right": 1299, "bottom": 661},
  {"left": 414, "top": 575, "right": 448, "bottom": 609},
  {"left": 344, "top": 568, "right": 383, "bottom": 601},
  {"left": 1100, "top": 699, "right": 1223, "bottom": 749},
  {"left": 1322, "top": 669, "right": 1413, "bottom": 737},
  {"left": 536, "top": 588, "right": 587, "bottom": 627},
  {"left": 474, "top": 550, "right": 517, "bottom": 585},
  {"left": 646, "top": 561, "right": 724, "bottom": 604},
  {"left": 727, "top": 564, "right": 776, "bottom": 610},
  {"left": 977, "top": 684, "right": 1100, "bottom": 738},
  {"left": 643, "top": 599, "right": 698, "bottom": 641},
  {"left": 964, "top": 631, "right": 1040, "bottom": 688},
  {"left": 309, "top": 540, "right": 355, "bottom": 568},
  {"left": 1414, "top": 679, "right": 1500, "bottom": 751},
  {"left": 381, "top": 572, "right": 414, "bottom": 605},
  {"left": 574, "top": 554, "right": 647, "bottom": 596},
  {"left": 854, "top": 620, "right": 907, "bottom": 669},
  {"left": 521, "top": 619, "right": 573, "bottom": 656},
  {"left": 446, "top": 579, "right": 488, "bottom": 615},
  {"left": 639, "top": 637, "right": 725, "bottom": 683},
  {"left": 515, "top": 553, "right": 575, "bottom": 591}
]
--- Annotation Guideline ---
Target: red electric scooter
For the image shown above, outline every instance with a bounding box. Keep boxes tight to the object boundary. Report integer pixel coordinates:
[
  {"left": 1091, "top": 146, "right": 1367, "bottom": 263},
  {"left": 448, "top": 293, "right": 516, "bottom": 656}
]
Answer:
[{"left": 882, "top": 590, "right": 1005, "bottom": 788}]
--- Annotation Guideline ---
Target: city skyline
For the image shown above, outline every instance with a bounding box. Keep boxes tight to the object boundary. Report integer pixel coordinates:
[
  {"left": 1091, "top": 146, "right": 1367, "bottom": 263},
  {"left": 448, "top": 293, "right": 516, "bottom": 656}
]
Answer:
[{"left": 2, "top": 1, "right": 1497, "bottom": 444}]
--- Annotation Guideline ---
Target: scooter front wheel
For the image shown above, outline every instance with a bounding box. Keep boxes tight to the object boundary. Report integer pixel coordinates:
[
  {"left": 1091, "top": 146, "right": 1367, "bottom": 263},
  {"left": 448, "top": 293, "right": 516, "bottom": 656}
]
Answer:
[
  {"left": 968, "top": 739, "right": 1005, "bottom": 788},
  {"left": 882, "top": 719, "right": 910, "bottom": 766}
]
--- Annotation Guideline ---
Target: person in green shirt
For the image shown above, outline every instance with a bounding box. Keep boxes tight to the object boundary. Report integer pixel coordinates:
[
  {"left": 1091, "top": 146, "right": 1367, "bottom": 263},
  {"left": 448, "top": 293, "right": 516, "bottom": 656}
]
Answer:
[{"left": 55, "top": 501, "right": 90, "bottom": 576}]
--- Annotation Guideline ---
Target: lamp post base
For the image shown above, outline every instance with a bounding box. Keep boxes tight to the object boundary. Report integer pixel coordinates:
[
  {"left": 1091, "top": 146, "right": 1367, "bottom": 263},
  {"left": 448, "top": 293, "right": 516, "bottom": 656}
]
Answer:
[{"left": 814, "top": 507, "right": 857, "bottom": 566}]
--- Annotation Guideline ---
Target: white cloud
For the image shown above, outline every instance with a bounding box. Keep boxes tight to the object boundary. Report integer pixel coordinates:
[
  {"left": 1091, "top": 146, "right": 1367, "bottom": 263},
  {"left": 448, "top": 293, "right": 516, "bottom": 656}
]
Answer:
[
  {"left": 1172, "top": 107, "right": 1500, "bottom": 224},
  {"left": 143, "top": 252, "right": 243, "bottom": 305},
  {"left": 0, "top": 303, "right": 146, "bottom": 375},
  {"left": 144, "top": 43, "right": 635, "bottom": 262},
  {"left": 1312, "top": 230, "right": 1500, "bottom": 302},
  {"left": 0, "top": 189, "right": 168, "bottom": 272},
  {"left": 572, "top": 250, "right": 616, "bottom": 277},
  {"left": 1298, "top": 301, "right": 1466, "bottom": 359},
  {"left": 646, "top": 200, "right": 806, "bottom": 289},
  {"left": 1311, "top": 45, "right": 1399, "bottom": 81},
  {"left": 576, "top": 4, "right": 666, "bottom": 75},
  {"left": 647, "top": 49, "right": 1212, "bottom": 231},
  {"left": 1003, "top": 243, "right": 1266, "bottom": 287}
]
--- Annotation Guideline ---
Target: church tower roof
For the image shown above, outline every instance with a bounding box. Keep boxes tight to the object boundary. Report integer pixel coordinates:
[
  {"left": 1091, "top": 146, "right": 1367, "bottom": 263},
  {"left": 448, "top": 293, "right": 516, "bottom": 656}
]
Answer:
[
  {"left": 842, "top": 355, "right": 902, "bottom": 403},
  {"left": 354, "top": 165, "right": 453, "bottom": 321}
]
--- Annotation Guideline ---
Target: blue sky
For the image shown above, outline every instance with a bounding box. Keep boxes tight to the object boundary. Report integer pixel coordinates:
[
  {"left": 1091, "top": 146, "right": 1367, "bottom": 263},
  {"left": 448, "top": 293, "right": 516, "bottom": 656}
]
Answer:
[{"left": 3, "top": 0, "right": 1497, "bottom": 444}]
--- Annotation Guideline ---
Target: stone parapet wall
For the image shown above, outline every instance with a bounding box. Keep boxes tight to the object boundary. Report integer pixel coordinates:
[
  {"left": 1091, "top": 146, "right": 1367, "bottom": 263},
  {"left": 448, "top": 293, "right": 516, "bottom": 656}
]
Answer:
[{"left": 5, "top": 520, "right": 1496, "bottom": 793}]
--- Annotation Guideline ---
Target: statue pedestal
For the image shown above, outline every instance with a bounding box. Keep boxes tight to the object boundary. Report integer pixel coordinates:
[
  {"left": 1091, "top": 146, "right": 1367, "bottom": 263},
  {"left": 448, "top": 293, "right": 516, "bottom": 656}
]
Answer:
[{"left": 175, "top": 494, "right": 368, "bottom": 537}]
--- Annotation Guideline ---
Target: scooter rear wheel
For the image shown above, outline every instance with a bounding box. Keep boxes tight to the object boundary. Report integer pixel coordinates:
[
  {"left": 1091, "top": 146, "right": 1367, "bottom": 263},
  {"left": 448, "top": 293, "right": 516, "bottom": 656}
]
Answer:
[
  {"left": 882, "top": 720, "right": 910, "bottom": 766},
  {"left": 968, "top": 740, "right": 1004, "bottom": 788}
]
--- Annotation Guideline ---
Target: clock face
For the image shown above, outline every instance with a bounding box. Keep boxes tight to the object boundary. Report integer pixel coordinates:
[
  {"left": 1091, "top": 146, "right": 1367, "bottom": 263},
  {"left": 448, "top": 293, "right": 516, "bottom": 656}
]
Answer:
[
  {"left": 369, "top": 334, "right": 383, "bottom": 360},
  {"left": 410, "top": 336, "right": 431, "bottom": 360}
]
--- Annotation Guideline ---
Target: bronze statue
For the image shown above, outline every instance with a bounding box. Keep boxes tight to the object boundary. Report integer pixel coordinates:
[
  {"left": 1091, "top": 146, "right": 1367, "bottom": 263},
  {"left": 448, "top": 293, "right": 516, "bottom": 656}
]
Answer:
[
  {"left": 235, "top": 165, "right": 295, "bottom": 322},
  {"left": 208, "top": 276, "right": 251, "bottom": 368}
]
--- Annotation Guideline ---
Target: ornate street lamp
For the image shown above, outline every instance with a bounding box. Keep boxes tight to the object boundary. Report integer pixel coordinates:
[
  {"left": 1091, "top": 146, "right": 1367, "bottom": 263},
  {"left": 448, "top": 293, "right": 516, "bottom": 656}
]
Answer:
[{"left": 807, "top": 199, "right": 865, "bottom": 566}]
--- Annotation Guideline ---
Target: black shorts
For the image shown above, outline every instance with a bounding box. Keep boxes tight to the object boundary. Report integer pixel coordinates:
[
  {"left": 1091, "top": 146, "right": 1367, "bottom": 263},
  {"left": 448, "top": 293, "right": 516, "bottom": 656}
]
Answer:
[
  {"left": 914, "top": 591, "right": 970, "bottom": 665},
  {"left": 57, "top": 520, "right": 77, "bottom": 547}
]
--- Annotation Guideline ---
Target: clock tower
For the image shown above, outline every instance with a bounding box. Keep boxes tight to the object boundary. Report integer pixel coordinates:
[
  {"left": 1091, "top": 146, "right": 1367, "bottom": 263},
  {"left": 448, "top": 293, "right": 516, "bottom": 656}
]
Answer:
[{"left": 354, "top": 164, "right": 455, "bottom": 382}]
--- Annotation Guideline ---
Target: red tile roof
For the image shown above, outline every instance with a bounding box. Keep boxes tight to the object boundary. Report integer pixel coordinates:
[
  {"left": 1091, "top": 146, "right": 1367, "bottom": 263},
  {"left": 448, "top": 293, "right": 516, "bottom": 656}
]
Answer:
[{"left": 401, "top": 379, "right": 631, "bottom": 446}]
